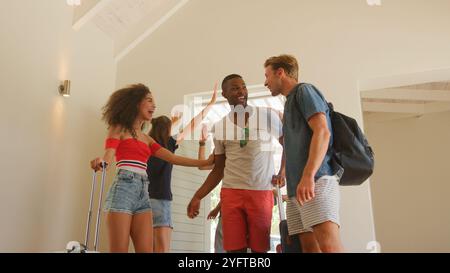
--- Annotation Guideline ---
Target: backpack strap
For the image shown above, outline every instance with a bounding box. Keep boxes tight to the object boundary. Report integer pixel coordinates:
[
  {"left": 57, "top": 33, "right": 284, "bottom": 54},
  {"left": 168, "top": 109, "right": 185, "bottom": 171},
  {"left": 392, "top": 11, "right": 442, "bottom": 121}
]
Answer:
[{"left": 327, "top": 102, "right": 334, "bottom": 112}]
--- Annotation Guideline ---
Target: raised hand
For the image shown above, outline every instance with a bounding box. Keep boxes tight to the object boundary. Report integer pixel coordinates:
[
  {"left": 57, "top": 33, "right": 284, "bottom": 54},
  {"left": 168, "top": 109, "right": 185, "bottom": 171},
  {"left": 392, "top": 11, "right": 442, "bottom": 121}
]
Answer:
[
  {"left": 171, "top": 111, "right": 183, "bottom": 125},
  {"left": 200, "top": 124, "right": 209, "bottom": 142},
  {"left": 208, "top": 82, "right": 218, "bottom": 106}
]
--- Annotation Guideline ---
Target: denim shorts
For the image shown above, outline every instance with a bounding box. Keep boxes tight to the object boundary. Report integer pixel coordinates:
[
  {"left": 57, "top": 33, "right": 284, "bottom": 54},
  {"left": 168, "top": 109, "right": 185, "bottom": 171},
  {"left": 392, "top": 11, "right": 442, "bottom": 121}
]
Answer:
[
  {"left": 150, "top": 198, "right": 173, "bottom": 228},
  {"left": 104, "top": 169, "right": 152, "bottom": 215}
]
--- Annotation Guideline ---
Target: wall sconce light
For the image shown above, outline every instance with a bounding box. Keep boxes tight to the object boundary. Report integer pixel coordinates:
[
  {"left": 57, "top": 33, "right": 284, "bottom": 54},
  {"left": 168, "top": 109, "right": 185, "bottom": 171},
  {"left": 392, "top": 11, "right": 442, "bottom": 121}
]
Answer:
[{"left": 59, "top": 80, "right": 71, "bottom": 97}]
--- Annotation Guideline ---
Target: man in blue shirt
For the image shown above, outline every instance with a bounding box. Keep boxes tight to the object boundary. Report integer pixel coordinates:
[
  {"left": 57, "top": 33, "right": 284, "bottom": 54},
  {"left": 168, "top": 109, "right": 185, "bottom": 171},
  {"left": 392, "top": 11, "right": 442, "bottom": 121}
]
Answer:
[{"left": 264, "top": 54, "right": 344, "bottom": 253}]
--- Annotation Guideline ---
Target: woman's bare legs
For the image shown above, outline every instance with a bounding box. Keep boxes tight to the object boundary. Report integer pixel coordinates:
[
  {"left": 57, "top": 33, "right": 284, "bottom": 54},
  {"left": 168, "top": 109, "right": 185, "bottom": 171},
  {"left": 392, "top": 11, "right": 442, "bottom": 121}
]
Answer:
[
  {"left": 153, "top": 226, "right": 172, "bottom": 253},
  {"left": 130, "top": 212, "right": 153, "bottom": 253},
  {"left": 106, "top": 212, "right": 132, "bottom": 253}
]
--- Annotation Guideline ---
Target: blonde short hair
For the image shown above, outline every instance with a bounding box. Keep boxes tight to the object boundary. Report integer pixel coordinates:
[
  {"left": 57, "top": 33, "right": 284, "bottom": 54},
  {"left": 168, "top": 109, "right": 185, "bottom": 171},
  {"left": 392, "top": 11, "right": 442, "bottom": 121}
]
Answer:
[{"left": 264, "top": 54, "right": 299, "bottom": 81}]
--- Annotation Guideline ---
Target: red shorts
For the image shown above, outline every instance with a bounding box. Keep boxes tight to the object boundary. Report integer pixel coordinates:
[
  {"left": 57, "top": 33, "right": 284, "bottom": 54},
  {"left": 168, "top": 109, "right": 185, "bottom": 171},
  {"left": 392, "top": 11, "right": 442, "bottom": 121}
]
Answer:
[{"left": 220, "top": 188, "right": 273, "bottom": 252}]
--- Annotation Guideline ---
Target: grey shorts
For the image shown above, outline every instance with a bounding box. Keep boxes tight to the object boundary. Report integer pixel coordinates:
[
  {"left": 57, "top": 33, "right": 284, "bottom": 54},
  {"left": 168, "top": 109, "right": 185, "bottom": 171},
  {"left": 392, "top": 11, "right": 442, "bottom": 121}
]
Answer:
[
  {"left": 104, "top": 169, "right": 152, "bottom": 215},
  {"left": 286, "top": 175, "right": 340, "bottom": 235},
  {"left": 150, "top": 198, "right": 173, "bottom": 228}
]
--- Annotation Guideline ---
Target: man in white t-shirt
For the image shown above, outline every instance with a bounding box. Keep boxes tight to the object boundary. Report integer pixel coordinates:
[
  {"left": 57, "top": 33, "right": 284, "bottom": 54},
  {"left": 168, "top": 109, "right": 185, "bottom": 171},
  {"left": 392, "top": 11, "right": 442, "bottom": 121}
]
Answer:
[{"left": 187, "top": 74, "right": 283, "bottom": 253}]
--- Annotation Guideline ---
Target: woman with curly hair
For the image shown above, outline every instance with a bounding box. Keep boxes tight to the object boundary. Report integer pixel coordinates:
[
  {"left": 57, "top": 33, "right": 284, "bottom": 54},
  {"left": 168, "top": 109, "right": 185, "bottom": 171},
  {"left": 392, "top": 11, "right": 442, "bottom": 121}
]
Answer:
[{"left": 90, "top": 83, "right": 213, "bottom": 253}]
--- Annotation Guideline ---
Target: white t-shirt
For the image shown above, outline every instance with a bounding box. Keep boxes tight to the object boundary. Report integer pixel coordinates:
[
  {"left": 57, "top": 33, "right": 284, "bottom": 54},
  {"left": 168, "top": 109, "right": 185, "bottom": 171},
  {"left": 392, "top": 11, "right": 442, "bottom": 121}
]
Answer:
[{"left": 212, "top": 106, "right": 283, "bottom": 191}]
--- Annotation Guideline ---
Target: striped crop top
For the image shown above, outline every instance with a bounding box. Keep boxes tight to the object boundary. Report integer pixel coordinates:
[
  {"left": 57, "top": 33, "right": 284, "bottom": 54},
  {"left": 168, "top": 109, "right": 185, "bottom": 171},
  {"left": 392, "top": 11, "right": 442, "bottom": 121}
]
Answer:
[{"left": 105, "top": 138, "right": 162, "bottom": 175}]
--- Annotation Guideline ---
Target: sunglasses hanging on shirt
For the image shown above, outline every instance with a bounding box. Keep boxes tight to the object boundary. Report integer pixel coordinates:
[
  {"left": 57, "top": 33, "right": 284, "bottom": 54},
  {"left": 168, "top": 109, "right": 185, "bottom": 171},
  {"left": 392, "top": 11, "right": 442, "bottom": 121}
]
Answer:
[{"left": 240, "top": 127, "right": 249, "bottom": 148}]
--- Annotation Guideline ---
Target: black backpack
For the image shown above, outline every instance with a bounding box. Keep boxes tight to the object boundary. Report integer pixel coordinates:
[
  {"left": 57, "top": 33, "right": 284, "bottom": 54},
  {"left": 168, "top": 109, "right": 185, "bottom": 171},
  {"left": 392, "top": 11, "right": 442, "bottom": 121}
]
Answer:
[
  {"left": 295, "top": 84, "right": 375, "bottom": 186},
  {"left": 327, "top": 102, "right": 375, "bottom": 186}
]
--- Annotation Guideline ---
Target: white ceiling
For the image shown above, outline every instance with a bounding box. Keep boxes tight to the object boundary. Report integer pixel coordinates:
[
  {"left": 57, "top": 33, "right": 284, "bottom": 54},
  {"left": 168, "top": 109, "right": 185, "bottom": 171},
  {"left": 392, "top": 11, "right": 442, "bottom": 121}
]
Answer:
[
  {"left": 73, "top": 0, "right": 189, "bottom": 62},
  {"left": 398, "top": 82, "right": 450, "bottom": 91},
  {"left": 362, "top": 81, "right": 450, "bottom": 118},
  {"left": 93, "top": 0, "right": 166, "bottom": 37},
  {"left": 71, "top": 2, "right": 450, "bottom": 119}
]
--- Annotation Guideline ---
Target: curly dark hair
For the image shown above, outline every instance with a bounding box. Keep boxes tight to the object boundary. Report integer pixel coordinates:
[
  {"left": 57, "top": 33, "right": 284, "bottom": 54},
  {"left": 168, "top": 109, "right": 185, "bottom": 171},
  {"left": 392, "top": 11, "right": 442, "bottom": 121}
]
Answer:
[
  {"left": 102, "top": 83, "right": 151, "bottom": 138},
  {"left": 264, "top": 54, "right": 299, "bottom": 81}
]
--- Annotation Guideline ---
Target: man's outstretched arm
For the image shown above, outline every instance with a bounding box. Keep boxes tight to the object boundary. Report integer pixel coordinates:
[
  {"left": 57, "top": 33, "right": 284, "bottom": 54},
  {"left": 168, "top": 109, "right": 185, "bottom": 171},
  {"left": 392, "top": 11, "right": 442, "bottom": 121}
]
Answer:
[{"left": 187, "top": 154, "right": 225, "bottom": 218}]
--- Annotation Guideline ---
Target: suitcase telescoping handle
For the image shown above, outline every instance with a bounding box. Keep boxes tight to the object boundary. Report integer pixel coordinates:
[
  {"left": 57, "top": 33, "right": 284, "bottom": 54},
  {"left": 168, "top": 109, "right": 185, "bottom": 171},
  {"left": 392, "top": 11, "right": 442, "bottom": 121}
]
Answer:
[
  {"left": 273, "top": 175, "right": 286, "bottom": 221},
  {"left": 84, "top": 162, "right": 107, "bottom": 252}
]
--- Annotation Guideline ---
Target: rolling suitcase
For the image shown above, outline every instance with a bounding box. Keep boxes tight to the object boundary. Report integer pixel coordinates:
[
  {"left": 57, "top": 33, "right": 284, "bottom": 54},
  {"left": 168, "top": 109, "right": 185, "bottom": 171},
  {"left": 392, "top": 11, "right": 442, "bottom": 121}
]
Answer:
[
  {"left": 65, "top": 163, "right": 107, "bottom": 253},
  {"left": 276, "top": 184, "right": 302, "bottom": 253}
]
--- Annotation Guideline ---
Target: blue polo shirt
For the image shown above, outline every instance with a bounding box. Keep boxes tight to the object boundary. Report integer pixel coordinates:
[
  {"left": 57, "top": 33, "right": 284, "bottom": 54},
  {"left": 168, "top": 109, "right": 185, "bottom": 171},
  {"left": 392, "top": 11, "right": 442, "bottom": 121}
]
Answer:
[{"left": 283, "top": 83, "right": 334, "bottom": 198}]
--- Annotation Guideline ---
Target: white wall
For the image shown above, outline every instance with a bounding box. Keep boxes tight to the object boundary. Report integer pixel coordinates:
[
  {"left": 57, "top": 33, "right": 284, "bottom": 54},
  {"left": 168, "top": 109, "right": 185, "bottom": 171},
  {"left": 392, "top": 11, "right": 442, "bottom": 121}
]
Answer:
[
  {"left": 0, "top": 1, "right": 116, "bottom": 252},
  {"left": 115, "top": 0, "right": 450, "bottom": 252},
  {"left": 170, "top": 143, "right": 211, "bottom": 252},
  {"left": 365, "top": 111, "right": 450, "bottom": 252}
]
